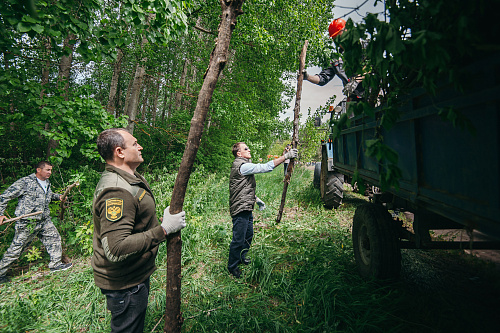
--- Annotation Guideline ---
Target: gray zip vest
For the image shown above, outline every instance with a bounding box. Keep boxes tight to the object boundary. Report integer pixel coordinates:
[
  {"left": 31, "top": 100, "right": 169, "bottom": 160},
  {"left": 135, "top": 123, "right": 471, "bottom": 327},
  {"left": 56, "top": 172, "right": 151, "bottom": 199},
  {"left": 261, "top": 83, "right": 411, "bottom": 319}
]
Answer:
[{"left": 229, "top": 157, "right": 256, "bottom": 217}]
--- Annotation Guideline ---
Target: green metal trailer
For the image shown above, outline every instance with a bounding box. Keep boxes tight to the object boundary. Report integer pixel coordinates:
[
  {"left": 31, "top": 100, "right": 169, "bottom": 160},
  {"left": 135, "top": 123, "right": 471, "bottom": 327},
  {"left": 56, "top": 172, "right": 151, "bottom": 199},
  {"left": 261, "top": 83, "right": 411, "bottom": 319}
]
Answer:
[{"left": 325, "top": 53, "right": 500, "bottom": 279}]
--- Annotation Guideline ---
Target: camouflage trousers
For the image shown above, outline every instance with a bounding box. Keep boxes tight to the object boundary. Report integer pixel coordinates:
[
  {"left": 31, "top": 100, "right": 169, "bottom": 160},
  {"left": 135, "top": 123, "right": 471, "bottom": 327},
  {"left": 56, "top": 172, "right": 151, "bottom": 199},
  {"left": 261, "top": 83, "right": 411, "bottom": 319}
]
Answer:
[{"left": 0, "top": 217, "right": 62, "bottom": 277}]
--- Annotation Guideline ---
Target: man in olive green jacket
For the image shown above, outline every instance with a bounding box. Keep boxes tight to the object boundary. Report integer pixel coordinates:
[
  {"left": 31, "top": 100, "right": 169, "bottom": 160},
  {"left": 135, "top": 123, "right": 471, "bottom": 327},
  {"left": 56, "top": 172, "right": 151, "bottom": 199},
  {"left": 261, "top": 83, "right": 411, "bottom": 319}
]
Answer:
[{"left": 92, "top": 128, "right": 186, "bottom": 333}]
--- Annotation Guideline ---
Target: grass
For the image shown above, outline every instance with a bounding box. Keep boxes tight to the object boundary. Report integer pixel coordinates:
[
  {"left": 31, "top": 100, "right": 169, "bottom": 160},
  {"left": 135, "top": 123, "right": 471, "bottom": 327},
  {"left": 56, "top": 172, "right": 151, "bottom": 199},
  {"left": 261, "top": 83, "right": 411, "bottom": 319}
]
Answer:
[{"left": 1, "top": 166, "right": 499, "bottom": 332}]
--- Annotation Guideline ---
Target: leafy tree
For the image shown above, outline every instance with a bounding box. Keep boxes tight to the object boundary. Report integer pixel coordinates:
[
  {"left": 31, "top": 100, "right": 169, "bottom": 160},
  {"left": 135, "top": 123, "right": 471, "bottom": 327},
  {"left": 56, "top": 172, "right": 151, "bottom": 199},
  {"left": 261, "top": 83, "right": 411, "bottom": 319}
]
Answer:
[
  {"left": 329, "top": 0, "right": 499, "bottom": 189},
  {"left": 0, "top": 0, "right": 191, "bottom": 171}
]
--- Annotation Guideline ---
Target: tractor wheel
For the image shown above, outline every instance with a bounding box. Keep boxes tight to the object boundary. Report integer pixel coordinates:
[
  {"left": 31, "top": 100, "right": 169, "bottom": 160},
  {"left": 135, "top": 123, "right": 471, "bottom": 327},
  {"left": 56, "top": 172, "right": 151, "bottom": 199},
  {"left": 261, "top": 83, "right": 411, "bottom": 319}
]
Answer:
[
  {"left": 321, "top": 171, "right": 344, "bottom": 209},
  {"left": 313, "top": 162, "right": 321, "bottom": 188},
  {"left": 320, "top": 149, "right": 344, "bottom": 209},
  {"left": 352, "top": 203, "right": 401, "bottom": 279}
]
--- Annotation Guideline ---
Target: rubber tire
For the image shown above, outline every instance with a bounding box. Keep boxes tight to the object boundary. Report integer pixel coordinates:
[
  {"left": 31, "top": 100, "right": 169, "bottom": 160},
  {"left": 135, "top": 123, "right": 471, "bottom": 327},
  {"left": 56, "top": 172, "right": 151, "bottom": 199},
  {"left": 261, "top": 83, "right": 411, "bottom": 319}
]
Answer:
[
  {"left": 322, "top": 171, "right": 344, "bottom": 209},
  {"left": 319, "top": 148, "right": 344, "bottom": 209},
  {"left": 352, "top": 203, "right": 401, "bottom": 279},
  {"left": 313, "top": 162, "right": 321, "bottom": 188}
]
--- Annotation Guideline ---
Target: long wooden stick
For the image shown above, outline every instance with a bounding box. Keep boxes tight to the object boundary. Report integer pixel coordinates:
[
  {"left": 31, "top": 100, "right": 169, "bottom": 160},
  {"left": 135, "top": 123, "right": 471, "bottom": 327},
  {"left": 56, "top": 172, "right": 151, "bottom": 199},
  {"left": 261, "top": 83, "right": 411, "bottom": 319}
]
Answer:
[
  {"left": 59, "top": 181, "right": 80, "bottom": 221},
  {"left": 276, "top": 40, "right": 308, "bottom": 224},
  {"left": 0, "top": 211, "right": 43, "bottom": 225},
  {"left": 60, "top": 181, "right": 80, "bottom": 201},
  {"left": 164, "top": 2, "right": 245, "bottom": 332}
]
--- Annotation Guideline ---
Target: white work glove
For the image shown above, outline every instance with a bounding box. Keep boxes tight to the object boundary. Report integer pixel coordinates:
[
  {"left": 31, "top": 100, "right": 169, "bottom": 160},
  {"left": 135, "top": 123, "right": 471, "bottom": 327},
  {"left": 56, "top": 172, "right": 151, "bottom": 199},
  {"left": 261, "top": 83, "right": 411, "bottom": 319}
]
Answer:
[
  {"left": 284, "top": 148, "right": 298, "bottom": 160},
  {"left": 302, "top": 70, "right": 308, "bottom": 80},
  {"left": 256, "top": 197, "right": 266, "bottom": 211},
  {"left": 161, "top": 206, "right": 186, "bottom": 235}
]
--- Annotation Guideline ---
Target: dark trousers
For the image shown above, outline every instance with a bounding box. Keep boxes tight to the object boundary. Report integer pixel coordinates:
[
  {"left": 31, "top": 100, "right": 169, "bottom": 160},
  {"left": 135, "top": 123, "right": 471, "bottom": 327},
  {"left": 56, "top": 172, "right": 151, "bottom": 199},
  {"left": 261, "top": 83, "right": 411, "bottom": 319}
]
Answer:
[
  {"left": 228, "top": 210, "right": 254, "bottom": 271},
  {"left": 101, "top": 278, "right": 150, "bottom": 333}
]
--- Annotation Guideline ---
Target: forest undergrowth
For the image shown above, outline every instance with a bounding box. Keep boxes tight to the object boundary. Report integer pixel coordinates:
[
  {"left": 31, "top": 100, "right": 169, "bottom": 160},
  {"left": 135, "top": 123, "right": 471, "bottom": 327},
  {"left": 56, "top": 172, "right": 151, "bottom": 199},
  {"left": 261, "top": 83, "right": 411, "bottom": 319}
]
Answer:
[{"left": 0, "top": 166, "right": 499, "bottom": 332}]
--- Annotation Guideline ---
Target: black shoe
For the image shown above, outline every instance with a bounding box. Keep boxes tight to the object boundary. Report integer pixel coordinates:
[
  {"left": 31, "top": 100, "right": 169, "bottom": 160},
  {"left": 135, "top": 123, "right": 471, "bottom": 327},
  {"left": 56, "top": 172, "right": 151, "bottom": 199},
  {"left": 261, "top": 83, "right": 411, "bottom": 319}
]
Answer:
[
  {"left": 242, "top": 258, "right": 251, "bottom": 265},
  {"left": 229, "top": 267, "right": 242, "bottom": 278},
  {"left": 0, "top": 275, "right": 10, "bottom": 284},
  {"left": 50, "top": 262, "right": 73, "bottom": 273}
]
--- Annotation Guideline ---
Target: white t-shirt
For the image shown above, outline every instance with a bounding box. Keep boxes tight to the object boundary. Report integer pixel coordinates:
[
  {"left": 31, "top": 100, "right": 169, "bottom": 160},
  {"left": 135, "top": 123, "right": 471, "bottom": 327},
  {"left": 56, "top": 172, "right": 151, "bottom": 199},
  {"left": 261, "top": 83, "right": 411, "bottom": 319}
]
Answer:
[{"left": 37, "top": 178, "right": 48, "bottom": 193}]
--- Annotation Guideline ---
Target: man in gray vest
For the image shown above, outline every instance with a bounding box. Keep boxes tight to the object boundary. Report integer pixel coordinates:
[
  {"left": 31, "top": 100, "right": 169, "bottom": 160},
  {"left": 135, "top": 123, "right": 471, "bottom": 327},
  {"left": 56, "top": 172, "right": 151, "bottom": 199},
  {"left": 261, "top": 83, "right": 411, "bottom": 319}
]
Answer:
[
  {"left": 0, "top": 161, "right": 71, "bottom": 284},
  {"left": 92, "top": 128, "right": 186, "bottom": 333},
  {"left": 228, "top": 142, "right": 298, "bottom": 278}
]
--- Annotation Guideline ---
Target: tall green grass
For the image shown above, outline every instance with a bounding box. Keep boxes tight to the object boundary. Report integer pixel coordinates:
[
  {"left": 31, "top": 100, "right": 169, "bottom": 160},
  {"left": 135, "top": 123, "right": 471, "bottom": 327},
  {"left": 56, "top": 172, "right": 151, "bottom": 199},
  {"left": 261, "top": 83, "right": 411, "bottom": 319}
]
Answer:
[{"left": 1, "top": 166, "right": 499, "bottom": 332}]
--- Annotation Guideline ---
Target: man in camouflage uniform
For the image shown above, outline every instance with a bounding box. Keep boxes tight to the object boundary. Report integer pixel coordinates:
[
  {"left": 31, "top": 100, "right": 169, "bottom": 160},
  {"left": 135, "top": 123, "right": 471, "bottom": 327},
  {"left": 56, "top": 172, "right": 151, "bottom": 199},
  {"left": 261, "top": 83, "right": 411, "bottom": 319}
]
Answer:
[
  {"left": 92, "top": 128, "right": 186, "bottom": 333},
  {"left": 0, "top": 161, "right": 72, "bottom": 284}
]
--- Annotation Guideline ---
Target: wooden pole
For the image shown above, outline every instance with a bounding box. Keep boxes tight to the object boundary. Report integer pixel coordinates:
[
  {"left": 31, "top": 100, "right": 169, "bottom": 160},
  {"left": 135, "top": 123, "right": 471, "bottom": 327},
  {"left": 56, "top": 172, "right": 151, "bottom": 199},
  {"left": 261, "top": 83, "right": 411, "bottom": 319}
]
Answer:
[
  {"left": 0, "top": 211, "right": 43, "bottom": 225},
  {"left": 276, "top": 40, "right": 308, "bottom": 224},
  {"left": 163, "top": 1, "right": 245, "bottom": 332},
  {"left": 58, "top": 181, "right": 80, "bottom": 221}
]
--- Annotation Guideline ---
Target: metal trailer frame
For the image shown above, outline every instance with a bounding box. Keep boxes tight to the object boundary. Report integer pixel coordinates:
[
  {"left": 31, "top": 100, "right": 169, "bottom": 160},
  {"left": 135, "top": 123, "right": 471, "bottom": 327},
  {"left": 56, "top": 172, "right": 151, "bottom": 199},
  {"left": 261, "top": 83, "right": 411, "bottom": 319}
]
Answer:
[{"left": 324, "top": 53, "right": 500, "bottom": 278}]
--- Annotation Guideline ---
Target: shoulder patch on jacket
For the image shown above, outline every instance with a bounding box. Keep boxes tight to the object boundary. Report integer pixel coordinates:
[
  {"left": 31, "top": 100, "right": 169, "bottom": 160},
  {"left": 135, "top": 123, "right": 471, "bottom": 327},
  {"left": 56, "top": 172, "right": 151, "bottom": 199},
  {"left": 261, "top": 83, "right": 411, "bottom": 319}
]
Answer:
[
  {"left": 138, "top": 189, "right": 146, "bottom": 202},
  {"left": 105, "top": 198, "right": 123, "bottom": 221}
]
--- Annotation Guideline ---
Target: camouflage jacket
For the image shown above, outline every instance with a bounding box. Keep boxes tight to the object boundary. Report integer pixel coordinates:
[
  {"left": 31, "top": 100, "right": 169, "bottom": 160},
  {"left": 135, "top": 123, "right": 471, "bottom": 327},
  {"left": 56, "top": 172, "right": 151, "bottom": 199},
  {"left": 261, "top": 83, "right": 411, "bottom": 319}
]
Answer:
[{"left": 0, "top": 173, "right": 61, "bottom": 220}]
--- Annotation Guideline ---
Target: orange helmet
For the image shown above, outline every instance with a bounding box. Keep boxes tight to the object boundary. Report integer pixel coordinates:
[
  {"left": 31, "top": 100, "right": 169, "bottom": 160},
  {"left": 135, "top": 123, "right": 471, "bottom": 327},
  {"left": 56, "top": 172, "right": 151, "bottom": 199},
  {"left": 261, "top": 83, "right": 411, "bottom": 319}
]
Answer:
[{"left": 328, "top": 18, "right": 346, "bottom": 39}]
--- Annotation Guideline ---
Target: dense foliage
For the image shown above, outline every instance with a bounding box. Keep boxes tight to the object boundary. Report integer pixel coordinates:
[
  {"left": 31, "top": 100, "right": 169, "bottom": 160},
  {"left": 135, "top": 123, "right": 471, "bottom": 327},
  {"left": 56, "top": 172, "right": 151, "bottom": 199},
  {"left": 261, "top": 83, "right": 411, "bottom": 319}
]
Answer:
[
  {"left": 0, "top": 0, "right": 340, "bottom": 176},
  {"left": 329, "top": 0, "right": 500, "bottom": 189},
  {"left": 1, "top": 2, "right": 499, "bottom": 331},
  {"left": 1, "top": 168, "right": 499, "bottom": 332}
]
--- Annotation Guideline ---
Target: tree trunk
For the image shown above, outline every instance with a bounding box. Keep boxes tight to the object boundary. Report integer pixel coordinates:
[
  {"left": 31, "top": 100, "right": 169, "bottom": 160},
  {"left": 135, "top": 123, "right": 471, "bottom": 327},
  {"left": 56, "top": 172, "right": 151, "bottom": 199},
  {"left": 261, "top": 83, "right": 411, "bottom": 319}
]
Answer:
[
  {"left": 175, "top": 58, "right": 188, "bottom": 110},
  {"left": 125, "top": 57, "right": 146, "bottom": 133},
  {"left": 139, "top": 75, "right": 149, "bottom": 122},
  {"left": 124, "top": 10, "right": 155, "bottom": 133},
  {"left": 276, "top": 40, "right": 308, "bottom": 223},
  {"left": 47, "top": 34, "right": 76, "bottom": 158},
  {"left": 163, "top": 1, "right": 246, "bottom": 332},
  {"left": 152, "top": 80, "right": 160, "bottom": 123},
  {"left": 161, "top": 85, "right": 169, "bottom": 121},
  {"left": 40, "top": 37, "right": 51, "bottom": 98},
  {"left": 123, "top": 76, "right": 134, "bottom": 117},
  {"left": 116, "top": 81, "right": 123, "bottom": 117},
  {"left": 107, "top": 48, "right": 124, "bottom": 116},
  {"left": 58, "top": 34, "right": 75, "bottom": 100}
]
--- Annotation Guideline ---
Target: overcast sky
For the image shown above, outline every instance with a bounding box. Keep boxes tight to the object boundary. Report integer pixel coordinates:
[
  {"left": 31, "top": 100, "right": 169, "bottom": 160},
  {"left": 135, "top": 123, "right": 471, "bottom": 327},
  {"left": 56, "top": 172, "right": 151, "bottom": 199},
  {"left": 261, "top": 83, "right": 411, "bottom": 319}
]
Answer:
[{"left": 281, "top": 0, "right": 386, "bottom": 124}]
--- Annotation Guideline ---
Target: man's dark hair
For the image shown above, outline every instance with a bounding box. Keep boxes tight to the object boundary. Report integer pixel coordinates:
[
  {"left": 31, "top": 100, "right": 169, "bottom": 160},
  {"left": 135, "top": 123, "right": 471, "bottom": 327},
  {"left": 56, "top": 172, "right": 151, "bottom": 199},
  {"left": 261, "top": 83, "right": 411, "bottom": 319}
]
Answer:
[
  {"left": 35, "top": 161, "right": 52, "bottom": 170},
  {"left": 97, "top": 128, "right": 127, "bottom": 161},
  {"left": 232, "top": 142, "right": 245, "bottom": 157}
]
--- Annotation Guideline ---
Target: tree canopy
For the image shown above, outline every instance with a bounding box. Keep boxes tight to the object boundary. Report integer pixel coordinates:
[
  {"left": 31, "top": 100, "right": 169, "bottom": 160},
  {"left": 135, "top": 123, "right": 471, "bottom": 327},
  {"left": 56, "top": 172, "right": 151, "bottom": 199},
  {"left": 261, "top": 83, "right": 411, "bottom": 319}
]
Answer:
[
  {"left": 2, "top": 0, "right": 497, "bottom": 179},
  {"left": 0, "top": 0, "right": 340, "bottom": 177}
]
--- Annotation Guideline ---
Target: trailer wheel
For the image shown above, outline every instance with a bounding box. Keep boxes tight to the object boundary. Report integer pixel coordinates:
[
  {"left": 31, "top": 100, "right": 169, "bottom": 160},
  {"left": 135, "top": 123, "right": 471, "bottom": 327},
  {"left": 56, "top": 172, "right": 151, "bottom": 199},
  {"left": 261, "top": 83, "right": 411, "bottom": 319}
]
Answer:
[
  {"left": 320, "top": 150, "right": 344, "bottom": 209},
  {"left": 352, "top": 203, "right": 401, "bottom": 279},
  {"left": 313, "top": 162, "right": 321, "bottom": 188},
  {"left": 322, "top": 172, "right": 344, "bottom": 209}
]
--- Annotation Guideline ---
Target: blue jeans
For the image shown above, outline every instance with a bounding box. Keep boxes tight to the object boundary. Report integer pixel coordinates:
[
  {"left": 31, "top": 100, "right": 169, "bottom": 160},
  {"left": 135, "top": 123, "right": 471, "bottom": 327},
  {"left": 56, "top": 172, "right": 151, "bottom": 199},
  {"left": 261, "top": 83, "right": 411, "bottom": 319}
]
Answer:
[
  {"left": 228, "top": 210, "right": 254, "bottom": 271},
  {"left": 101, "top": 278, "right": 150, "bottom": 333}
]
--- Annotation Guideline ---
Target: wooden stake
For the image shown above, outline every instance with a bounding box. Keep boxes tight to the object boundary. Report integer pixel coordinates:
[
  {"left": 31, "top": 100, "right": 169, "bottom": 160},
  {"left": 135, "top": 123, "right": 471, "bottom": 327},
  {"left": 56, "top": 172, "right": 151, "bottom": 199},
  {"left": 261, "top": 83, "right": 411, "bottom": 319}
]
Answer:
[
  {"left": 0, "top": 211, "right": 43, "bottom": 225},
  {"left": 163, "top": 2, "right": 246, "bottom": 332},
  {"left": 58, "top": 181, "right": 80, "bottom": 222},
  {"left": 276, "top": 40, "right": 308, "bottom": 224}
]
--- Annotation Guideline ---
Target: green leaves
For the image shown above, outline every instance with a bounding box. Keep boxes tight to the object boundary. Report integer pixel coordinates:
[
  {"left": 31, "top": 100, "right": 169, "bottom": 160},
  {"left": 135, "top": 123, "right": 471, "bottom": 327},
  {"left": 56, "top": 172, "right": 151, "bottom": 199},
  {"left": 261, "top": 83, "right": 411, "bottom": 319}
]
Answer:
[
  {"left": 331, "top": 0, "right": 496, "bottom": 189},
  {"left": 385, "top": 25, "right": 405, "bottom": 56},
  {"left": 365, "top": 138, "right": 401, "bottom": 190},
  {"left": 1, "top": 67, "right": 128, "bottom": 166},
  {"left": 16, "top": 22, "right": 32, "bottom": 33},
  {"left": 365, "top": 139, "right": 397, "bottom": 164},
  {"left": 438, "top": 107, "right": 476, "bottom": 136}
]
